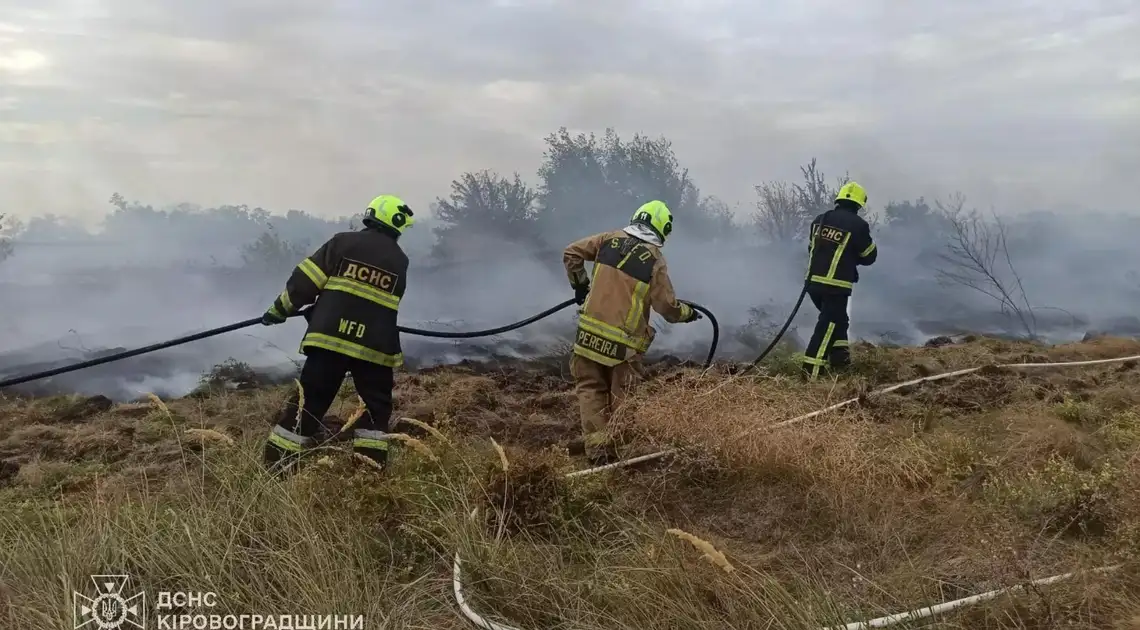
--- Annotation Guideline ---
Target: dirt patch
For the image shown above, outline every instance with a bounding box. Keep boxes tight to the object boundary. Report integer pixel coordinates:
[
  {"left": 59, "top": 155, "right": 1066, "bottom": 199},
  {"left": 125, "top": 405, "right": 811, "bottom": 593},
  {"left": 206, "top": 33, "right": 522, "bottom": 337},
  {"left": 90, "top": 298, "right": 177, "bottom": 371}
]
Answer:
[
  {"left": 910, "top": 371, "right": 1024, "bottom": 411},
  {"left": 391, "top": 357, "right": 580, "bottom": 448}
]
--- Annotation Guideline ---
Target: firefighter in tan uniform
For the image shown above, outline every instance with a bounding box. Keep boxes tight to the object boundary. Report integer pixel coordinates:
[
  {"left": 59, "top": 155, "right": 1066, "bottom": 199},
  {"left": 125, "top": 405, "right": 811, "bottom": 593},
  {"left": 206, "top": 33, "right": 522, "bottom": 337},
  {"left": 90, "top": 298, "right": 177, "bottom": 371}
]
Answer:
[{"left": 563, "top": 201, "right": 702, "bottom": 464}]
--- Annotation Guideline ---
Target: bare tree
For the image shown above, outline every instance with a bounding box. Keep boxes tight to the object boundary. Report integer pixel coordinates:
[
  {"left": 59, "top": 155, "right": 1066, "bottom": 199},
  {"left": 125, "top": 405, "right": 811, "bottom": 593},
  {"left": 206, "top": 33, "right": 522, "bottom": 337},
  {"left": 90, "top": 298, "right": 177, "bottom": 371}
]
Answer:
[
  {"left": 934, "top": 193, "right": 1037, "bottom": 338},
  {"left": 794, "top": 158, "right": 847, "bottom": 218},
  {"left": 863, "top": 208, "right": 882, "bottom": 233},
  {"left": 753, "top": 159, "right": 857, "bottom": 244},
  {"left": 752, "top": 180, "right": 808, "bottom": 243}
]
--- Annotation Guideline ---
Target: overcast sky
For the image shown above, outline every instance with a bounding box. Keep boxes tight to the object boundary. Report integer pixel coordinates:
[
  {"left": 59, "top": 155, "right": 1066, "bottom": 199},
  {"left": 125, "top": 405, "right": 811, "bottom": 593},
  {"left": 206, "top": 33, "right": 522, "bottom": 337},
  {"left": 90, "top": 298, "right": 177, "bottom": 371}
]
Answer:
[{"left": 1, "top": 0, "right": 1137, "bottom": 225}]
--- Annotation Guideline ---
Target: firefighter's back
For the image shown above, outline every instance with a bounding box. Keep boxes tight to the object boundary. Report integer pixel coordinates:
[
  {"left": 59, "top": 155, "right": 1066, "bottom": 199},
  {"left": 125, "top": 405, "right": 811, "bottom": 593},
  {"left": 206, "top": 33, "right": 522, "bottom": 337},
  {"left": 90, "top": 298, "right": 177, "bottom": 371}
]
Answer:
[
  {"left": 574, "top": 230, "right": 661, "bottom": 363},
  {"left": 303, "top": 228, "right": 410, "bottom": 367},
  {"left": 808, "top": 208, "right": 871, "bottom": 293},
  {"left": 584, "top": 231, "right": 660, "bottom": 330}
]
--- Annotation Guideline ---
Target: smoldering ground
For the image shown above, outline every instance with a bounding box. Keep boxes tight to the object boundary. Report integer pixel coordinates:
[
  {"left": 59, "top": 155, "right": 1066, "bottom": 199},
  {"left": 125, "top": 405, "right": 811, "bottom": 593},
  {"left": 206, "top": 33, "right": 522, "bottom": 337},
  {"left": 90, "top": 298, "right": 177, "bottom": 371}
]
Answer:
[{"left": 2, "top": 180, "right": 1140, "bottom": 403}]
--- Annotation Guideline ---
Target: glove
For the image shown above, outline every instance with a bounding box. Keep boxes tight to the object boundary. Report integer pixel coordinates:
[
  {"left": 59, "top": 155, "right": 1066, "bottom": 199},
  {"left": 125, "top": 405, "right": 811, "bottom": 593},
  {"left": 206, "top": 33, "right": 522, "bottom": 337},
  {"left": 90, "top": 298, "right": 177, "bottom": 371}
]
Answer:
[
  {"left": 261, "top": 308, "right": 287, "bottom": 326},
  {"left": 573, "top": 283, "right": 590, "bottom": 306},
  {"left": 681, "top": 306, "right": 702, "bottom": 323}
]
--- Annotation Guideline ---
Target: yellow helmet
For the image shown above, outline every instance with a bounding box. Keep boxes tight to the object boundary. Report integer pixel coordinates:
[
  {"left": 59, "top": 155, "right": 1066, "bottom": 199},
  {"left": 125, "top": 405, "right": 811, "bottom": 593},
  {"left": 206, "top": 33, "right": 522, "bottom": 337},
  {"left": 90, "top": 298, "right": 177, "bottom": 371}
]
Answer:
[
  {"left": 364, "top": 195, "right": 415, "bottom": 233},
  {"left": 835, "top": 182, "right": 868, "bottom": 209},
  {"left": 630, "top": 200, "right": 673, "bottom": 242}
]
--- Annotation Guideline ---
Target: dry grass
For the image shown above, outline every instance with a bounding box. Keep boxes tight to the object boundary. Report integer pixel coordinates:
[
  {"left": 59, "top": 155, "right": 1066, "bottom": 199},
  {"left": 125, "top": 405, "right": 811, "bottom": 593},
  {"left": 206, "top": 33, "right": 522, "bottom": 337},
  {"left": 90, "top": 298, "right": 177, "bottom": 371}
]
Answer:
[{"left": 1, "top": 336, "right": 1139, "bottom": 629}]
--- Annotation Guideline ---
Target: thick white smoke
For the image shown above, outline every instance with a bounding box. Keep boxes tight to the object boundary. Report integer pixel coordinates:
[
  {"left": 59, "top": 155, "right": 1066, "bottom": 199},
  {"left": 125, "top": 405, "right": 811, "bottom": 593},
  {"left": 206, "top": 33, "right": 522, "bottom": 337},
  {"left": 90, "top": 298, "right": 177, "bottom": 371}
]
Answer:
[{"left": 2, "top": 199, "right": 1138, "bottom": 402}]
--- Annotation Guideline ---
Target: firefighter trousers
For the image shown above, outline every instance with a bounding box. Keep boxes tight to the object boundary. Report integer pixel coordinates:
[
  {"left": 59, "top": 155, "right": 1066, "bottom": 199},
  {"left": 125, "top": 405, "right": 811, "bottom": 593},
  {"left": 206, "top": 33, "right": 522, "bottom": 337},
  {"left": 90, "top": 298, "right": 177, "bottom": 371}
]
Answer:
[
  {"left": 263, "top": 347, "right": 394, "bottom": 472},
  {"left": 802, "top": 288, "right": 850, "bottom": 379},
  {"left": 569, "top": 353, "right": 642, "bottom": 457}
]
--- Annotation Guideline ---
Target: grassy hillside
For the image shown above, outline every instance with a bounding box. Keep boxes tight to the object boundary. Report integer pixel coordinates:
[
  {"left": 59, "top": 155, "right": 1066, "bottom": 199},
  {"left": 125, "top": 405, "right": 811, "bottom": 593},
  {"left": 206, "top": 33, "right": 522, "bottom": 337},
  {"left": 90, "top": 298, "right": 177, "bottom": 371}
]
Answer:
[{"left": 1, "top": 337, "right": 1139, "bottom": 629}]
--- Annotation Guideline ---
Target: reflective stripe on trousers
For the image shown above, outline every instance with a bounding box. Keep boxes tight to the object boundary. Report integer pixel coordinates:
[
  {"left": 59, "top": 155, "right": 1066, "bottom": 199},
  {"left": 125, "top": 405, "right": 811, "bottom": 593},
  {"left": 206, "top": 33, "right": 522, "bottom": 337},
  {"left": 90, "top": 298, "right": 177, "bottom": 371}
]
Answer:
[
  {"left": 352, "top": 428, "right": 391, "bottom": 451},
  {"left": 301, "top": 333, "right": 403, "bottom": 367},
  {"left": 268, "top": 424, "right": 316, "bottom": 452}
]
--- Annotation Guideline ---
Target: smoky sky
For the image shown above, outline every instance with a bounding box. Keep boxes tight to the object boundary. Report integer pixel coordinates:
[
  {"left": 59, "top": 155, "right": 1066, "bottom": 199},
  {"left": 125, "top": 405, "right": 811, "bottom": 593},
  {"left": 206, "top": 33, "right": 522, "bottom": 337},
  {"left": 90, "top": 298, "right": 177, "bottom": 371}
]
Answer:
[{"left": 1, "top": 0, "right": 1137, "bottom": 220}]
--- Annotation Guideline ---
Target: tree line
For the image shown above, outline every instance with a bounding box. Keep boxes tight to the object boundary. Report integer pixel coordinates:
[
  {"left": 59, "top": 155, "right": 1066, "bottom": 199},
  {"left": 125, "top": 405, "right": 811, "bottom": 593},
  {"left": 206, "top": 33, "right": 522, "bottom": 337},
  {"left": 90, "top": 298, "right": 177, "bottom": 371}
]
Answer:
[
  {"left": 429, "top": 127, "right": 969, "bottom": 255},
  {"left": 3, "top": 125, "right": 1124, "bottom": 339},
  {"left": 0, "top": 126, "right": 980, "bottom": 262}
]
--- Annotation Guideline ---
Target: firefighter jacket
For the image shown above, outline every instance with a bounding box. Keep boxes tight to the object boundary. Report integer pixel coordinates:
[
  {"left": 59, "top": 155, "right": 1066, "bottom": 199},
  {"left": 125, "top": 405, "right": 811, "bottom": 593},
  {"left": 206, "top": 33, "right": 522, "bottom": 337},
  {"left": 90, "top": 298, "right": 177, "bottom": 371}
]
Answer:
[
  {"left": 807, "top": 206, "right": 878, "bottom": 295},
  {"left": 268, "top": 226, "right": 409, "bottom": 367},
  {"left": 563, "top": 230, "right": 694, "bottom": 366}
]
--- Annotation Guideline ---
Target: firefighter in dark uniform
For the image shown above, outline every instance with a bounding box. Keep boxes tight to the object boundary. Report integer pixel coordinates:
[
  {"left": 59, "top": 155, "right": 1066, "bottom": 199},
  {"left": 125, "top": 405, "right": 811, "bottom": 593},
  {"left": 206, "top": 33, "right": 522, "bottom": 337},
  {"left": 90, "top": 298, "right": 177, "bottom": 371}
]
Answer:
[
  {"left": 259, "top": 194, "right": 414, "bottom": 472},
  {"left": 802, "top": 182, "right": 877, "bottom": 379}
]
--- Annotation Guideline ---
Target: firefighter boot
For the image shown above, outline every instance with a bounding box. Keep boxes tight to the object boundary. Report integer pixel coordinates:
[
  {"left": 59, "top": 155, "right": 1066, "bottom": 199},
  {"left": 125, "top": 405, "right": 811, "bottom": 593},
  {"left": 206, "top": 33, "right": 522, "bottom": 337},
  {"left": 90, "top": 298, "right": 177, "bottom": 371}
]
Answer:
[
  {"left": 352, "top": 428, "right": 390, "bottom": 470},
  {"left": 586, "top": 444, "right": 620, "bottom": 467},
  {"left": 566, "top": 437, "right": 587, "bottom": 456},
  {"left": 263, "top": 425, "right": 315, "bottom": 476},
  {"left": 830, "top": 343, "right": 852, "bottom": 372},
  {"left": 584, "top": 430, "right": 621, "bottom": 466}
]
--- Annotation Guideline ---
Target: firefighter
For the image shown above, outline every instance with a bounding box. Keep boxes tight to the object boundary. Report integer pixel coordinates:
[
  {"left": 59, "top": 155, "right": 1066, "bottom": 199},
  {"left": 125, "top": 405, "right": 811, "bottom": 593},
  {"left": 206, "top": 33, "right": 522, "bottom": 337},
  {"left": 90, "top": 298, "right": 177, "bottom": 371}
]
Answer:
[
  {"left": 802, "top": 181, "right": 877, "bottom": 379},
  {"left": 259, "top": 194, "right": 414, "bottom": 473},
  {"left": 563, "top": 200, "right": 702, "bottom": 464}
]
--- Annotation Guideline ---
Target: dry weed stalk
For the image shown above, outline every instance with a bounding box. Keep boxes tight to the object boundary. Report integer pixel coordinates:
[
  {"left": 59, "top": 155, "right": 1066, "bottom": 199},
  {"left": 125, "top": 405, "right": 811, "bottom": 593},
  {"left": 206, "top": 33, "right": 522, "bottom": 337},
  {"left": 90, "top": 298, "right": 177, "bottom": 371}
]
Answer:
[
  {"left": 292, "top": 378, "right": 306, "bottom": 430},
  {"left": 339, "top": 397, "right": 367, "bottom": 434},
  {"left": 352, "top": 452, "right": 385, "bottom": 470},
  {"left": 183, "top": 428, "right": 235, "bottom": 447},
  {"left": 397, "top": 417, "right": 452, "bottom": 445},
  {"left": 145, "top": 393, "right": 171, "bottom": 416},
  {"left": 387, "top": 433, "right": 440, "bottom": 463},
  {"left": 666, "top": 528, "right": 735, "bottom": 573},
  {"left": 490, "top": 438, "right": 509, "bottom": 472}
]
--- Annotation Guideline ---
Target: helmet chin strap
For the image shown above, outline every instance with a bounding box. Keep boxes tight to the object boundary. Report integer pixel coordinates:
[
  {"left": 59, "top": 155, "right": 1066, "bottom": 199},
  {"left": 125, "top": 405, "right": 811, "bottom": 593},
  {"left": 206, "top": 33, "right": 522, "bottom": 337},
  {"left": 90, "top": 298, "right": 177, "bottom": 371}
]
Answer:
[{"left": 362, "top": 216, "right": 401, "bottom": 239}]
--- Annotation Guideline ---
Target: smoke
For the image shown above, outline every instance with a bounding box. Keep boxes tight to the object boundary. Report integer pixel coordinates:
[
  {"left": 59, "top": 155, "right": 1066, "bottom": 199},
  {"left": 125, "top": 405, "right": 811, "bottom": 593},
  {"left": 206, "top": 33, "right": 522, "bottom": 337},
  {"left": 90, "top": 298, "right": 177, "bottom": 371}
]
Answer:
[
  {"left": 2, "top": 182, "right": 1139, "bottom": 403},
  {"left": 0, "top": 203, "right": 583, "bottom": 400}
]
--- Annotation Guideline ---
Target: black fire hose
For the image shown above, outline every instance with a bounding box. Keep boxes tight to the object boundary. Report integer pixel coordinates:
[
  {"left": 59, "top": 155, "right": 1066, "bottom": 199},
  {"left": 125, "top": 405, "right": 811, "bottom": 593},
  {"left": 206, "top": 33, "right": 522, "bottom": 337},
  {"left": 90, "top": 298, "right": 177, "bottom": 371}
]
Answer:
[
  {"left": 0, "top": 315, "right": 278, "bottom": 389},
  {"left": 399, "top": 298, "right": 577, "bottom": 339},
  {"left": 0, "top": 298, "right": 720, "bottom": 389},
  {"left": 683, "top": 301, "right": 719, "bottom": 369},
  {"left": 748, "top": 284, "right": 808, "bottom": 367},
  {"left": 403, "top": 298, "right": 717, "bottom": 367}
]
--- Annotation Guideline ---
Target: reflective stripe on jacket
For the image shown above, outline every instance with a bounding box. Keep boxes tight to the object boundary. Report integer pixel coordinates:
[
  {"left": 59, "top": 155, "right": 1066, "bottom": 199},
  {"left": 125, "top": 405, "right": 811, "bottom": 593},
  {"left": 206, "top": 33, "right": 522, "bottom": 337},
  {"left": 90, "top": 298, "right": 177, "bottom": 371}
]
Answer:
[
  {"left": 563, "top": 229, "right": 692, "bottom": 366},
  {"left": 807, "top": 206, "right": 877, "bottom": 294},
  {"left": 269, "top": 227, "right": 409, "bottom": 367}
]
